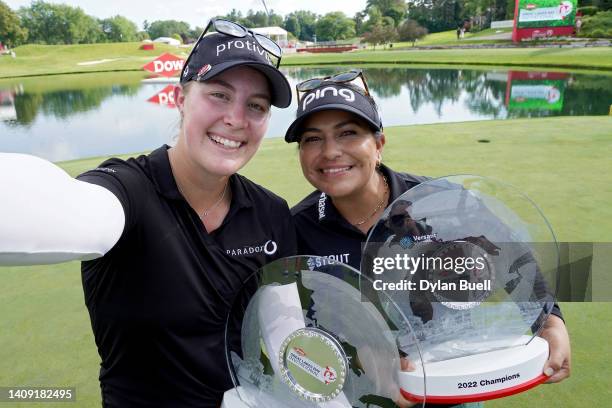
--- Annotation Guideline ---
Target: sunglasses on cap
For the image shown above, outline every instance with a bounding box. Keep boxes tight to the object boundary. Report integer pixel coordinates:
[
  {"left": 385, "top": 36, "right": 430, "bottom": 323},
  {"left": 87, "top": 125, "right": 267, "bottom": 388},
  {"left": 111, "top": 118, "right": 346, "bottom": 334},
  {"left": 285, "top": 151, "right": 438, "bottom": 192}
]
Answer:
[
  {"left": 295, "top": 70, "right": 370, "bottom": 100},
  {"left": 180, "top": 18, "right": 283, "bottom": 82}
]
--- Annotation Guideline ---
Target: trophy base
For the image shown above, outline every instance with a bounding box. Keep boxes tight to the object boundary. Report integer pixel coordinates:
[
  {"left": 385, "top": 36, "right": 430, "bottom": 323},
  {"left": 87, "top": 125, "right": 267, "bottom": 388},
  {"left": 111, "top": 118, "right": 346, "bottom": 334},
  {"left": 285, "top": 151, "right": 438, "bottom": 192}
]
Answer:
[
  {"left": 399, "top": 335, "right": 549, "bottom": 404},
  {"left": 221, "top": 387, "right": 250, "bottom": 408}
]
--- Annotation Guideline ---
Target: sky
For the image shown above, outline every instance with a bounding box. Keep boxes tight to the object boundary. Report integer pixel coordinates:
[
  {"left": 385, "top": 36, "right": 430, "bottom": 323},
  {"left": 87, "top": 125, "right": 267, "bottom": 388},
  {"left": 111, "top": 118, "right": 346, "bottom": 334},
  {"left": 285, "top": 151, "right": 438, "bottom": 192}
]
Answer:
[{"left": 5, "top": 0, "right": 367, "bottom": 30}]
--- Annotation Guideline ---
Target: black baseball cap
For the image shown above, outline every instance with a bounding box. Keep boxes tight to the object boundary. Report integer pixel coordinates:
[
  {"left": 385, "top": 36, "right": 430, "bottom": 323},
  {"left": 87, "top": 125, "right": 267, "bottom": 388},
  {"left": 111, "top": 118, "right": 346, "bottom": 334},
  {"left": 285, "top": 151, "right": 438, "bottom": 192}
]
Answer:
[
  {"left": 180, "top": 32, "right": 291, "bottom": 108},
  {"left": 284, "top": 83, "right": 382, "bottom": 143}
]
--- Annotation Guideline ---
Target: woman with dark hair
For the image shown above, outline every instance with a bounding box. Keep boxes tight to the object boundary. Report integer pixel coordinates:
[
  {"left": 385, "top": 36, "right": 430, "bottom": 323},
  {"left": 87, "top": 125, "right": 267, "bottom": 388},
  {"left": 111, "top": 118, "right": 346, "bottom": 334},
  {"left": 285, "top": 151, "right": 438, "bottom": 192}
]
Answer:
[{"left": 286, "top": 70, "right": 571, "bottom": 407}]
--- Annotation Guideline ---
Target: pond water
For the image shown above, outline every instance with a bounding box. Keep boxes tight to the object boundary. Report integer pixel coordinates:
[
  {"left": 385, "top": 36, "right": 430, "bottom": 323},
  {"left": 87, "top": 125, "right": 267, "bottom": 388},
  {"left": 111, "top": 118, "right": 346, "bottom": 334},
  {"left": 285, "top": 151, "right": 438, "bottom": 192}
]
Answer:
[{"left": 1, "top": 66, "right": 611, "bottom": 161}]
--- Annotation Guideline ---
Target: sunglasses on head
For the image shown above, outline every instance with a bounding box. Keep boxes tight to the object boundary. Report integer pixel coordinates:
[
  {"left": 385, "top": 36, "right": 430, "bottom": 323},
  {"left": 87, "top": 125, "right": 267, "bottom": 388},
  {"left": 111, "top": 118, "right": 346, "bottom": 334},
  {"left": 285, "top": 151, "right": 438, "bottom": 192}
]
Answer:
[
  {"left": 180, "top": 18, "right": 283, "bottom": 81},
  {"left": 295, "top": 70, "right": 371, "bottom": 100}
]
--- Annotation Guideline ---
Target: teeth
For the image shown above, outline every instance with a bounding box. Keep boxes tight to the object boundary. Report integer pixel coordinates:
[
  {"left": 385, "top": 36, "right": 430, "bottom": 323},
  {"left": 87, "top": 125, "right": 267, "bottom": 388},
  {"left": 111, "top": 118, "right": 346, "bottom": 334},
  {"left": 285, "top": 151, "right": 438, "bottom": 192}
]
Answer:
[
  {"left": 322, "top": 167, "right": 351, "bottom": 174},
  {"left": 209, "top": 134, "right": 242, "bottom": 148}
]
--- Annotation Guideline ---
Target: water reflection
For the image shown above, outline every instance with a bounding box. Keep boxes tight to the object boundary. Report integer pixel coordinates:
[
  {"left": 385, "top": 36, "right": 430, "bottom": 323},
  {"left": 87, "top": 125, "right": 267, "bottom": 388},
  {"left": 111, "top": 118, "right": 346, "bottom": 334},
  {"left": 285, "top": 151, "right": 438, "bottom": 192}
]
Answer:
[
  {"left": 1, "top": 67, "right": 611, "bottom": 161},
  {"left": 6, "top": 84, "right": 140, "bottom": 127},
  {"left": 284, "top": 67, "right": 612, "bottom": 120}
]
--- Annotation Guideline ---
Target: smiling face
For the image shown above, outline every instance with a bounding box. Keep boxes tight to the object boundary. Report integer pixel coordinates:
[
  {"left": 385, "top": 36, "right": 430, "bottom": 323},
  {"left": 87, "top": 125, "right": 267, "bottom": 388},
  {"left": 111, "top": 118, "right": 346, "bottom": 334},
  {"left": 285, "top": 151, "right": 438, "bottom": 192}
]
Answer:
[
  {"left": 298, "top": 109, "right": 384, "bottom": 199},
  {"left": 174, "top": 66, "right": 271, "bottom": 177}
]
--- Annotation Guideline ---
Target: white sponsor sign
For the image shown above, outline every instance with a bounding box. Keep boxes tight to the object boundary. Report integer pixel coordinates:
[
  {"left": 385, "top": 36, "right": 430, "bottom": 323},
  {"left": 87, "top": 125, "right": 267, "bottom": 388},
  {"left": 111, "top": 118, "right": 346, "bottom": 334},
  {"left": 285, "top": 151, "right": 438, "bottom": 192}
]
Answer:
[
  {"left": 519, "top": 1, "right": 573, "bottom": 23},
  {"left": 511, "top": 85, "right": 561, "bottom": 103}
]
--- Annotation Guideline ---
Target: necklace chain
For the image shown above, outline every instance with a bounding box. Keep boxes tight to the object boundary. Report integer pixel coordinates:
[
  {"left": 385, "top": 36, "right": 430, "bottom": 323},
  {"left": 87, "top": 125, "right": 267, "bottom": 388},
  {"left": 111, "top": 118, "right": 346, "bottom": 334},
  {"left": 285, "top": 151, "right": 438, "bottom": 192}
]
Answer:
[
  {"left": 176, "top": 178, "right": 229, "bottom": 219},
  {"left": 168, "top": 155, "right": 229, "bottom": 219},
  {"left": 352, "top": 174, "right": 389, "bottom": 226}
]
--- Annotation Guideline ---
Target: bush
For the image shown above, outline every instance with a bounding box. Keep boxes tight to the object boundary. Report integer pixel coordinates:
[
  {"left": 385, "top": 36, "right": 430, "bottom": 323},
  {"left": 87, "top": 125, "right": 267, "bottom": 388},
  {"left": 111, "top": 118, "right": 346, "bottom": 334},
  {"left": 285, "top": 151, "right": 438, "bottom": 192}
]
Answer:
[
  {"left": 596, "top": 0, "right": 612, "bottom": 11},
  {"left": 579, "top": 6, "right": 599, "bottom": 15},
  {"left": 579, "top": 11, "right": 612, "bottom": 37},
  {"left": 136, "top": 31, "right": 150, "bottom": 41},
  {"left": 397, "top": 19, "right": 428, "bottom": 45}
]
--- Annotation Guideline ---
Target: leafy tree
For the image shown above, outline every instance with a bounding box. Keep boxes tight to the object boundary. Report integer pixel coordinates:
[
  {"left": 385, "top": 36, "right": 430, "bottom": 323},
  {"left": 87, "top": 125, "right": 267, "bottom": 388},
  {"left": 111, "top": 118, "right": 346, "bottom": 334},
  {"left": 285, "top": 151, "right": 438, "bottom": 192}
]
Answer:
[
  {"left": 0, "top": 1, "right": 27, "bottom": 47},
  {"left": 596, "top": 0, "right": 612, "bottom": 10},
  {"left": 398, "top": 18, "right": 428, "bottom": 46},
  {"left": 285, "top": 10, "right": 318, "bottom": 41},
  {"left": 579, "top": 11, "right": 612, "bottom": 38},
  {"left": 241, "top": 9, "right": 284, "bottom": 27},
  {"left": 353, "top": 10, "right": 368, "bottom": 35},
  {"left": 268, "top": 10, "right": 284, "bottom": 26},
  {"left": 217, "top": 9, "right": 251, "bottom": 28},
  {"left": 136, "top": 31, "right": 149, "bottom": 41},
  {"left": 382, "top": 16, "right": 396, "bottom": 28},
  {"left": 18, "top": 1, "right": 101, "bottom": 44},
  {"left": 100, "top": 15, "right": 138, "bottom": 42},
  {"left": 315, "top": 12, "right": 356, "bottom": 41},
  {"left": 147, "top": 20, "right": 190, "bottom": 40},
  {"left": 188, "top": 26, "right": 203, "bottom": 42},
  {"left": 506, "top": 0, "right": 515, "bottom": 20},
  {"left": 284, "top": 15, "right": 301, "bottom": 38},
  {"left": 382, "top": 24, "right": 399, "bottom": 47},
  {"left": 245, "top": 10, "right": 268, "bottom": 27},
  {"left": 366, "top": 0, "right": 407, "bottom": 26},
  {"left": 224, "top": 9, "right": 245, "bottom": 24},
  {"left": 363, "top": 5, "right": 383, "bottom": 33},
  {"left": 363, "top": 23, "right": 397, "bottom": 49}
]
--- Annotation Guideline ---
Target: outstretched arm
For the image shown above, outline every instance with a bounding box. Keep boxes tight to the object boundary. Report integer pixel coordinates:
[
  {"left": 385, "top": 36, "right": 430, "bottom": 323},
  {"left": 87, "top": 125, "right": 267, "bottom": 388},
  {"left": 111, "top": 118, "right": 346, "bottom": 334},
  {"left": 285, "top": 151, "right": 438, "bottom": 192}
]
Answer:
[{"left": 0, "top": 153, "right": 124, "bottom": 265}]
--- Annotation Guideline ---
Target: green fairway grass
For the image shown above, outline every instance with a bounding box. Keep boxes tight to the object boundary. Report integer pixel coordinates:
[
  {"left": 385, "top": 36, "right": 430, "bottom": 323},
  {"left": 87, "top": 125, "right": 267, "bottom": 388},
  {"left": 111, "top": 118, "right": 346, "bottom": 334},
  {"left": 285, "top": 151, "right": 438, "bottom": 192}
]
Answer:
[
  {"left": 1, "top": 117, "right": 611, "bottom": 406},
  {"left": 388, "top": 28, "right": 513, "bottom": 49},
  {"left": 282, "top": 47, "right": 612, "bottom": 71},
  {"left": 0, "top": 42, "right": 188, "bottom": 79},
  {"left": 1, "top": 42, "right": 611, "bottom": 79}
]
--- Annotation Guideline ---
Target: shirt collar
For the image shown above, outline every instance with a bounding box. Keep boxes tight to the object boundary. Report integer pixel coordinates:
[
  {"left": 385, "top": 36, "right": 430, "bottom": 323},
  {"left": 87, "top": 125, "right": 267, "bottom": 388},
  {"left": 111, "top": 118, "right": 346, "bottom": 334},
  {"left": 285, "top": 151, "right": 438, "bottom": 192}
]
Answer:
[
  {"left": 379, "top": 163, "right": 406, "bottom": 202},
  {"left": 316, "top": 164, "right": 409, "bottom": 227},
  {"left": 317, "top": 191, "right": 360, "bottom": 234},
  {"left": 147, "top": 145, "right": 252, "bottom": 209}
]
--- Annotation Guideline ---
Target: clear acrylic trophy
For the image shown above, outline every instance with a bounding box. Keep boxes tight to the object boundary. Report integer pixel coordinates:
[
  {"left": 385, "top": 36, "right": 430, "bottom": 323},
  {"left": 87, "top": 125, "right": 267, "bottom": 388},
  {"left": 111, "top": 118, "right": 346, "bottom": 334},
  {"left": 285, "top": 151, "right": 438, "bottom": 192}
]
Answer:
[
  {"left": 361, "top": 175, "right": 559, "bottom": 404},
  {"left": 222, "top": 256, "right": 426, "bottom": 408}
]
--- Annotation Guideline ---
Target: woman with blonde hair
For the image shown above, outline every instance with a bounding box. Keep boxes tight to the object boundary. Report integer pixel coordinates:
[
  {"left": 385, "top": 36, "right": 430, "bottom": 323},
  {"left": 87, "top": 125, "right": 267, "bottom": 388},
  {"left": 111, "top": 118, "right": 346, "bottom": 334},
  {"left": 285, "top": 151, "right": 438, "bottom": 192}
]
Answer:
[{"left": 0, "top": 19, "right": 295, "bottom": 407}]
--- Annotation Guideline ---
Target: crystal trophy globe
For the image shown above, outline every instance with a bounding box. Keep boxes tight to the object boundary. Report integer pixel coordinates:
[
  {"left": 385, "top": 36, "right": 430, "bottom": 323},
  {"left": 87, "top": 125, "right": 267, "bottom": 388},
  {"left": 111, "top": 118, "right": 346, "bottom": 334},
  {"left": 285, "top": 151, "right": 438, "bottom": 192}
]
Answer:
[
  {"left": 222, "top": 256, "right": 426, "bottom": 408},
  {"left": 361, "top": 175, "right": 559, "bottom": 404}
]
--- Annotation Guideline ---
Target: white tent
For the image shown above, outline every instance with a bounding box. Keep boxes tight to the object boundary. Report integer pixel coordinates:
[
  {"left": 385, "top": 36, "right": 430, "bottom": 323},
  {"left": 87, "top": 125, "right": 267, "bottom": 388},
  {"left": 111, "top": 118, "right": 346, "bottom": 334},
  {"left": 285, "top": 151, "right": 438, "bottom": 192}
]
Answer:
[
  {"left": 153, "top": 37, "right": 181, "bottom": 46},
  {"left": 250, "top": 26, "right": 288, "bottom": 47}
]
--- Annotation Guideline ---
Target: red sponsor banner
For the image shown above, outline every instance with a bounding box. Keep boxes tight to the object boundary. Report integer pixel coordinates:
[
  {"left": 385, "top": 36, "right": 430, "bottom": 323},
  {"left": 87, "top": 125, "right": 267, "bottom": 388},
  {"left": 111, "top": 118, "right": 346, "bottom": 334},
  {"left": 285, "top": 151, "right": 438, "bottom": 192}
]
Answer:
[
  {"left": 147, "top": 85, "right": 177, "bottom": 108},
  {"left": 508, "top": 71, "right": 569, "bottom": 81},
  {"left": 142, "top": 53, "right": 185, "bottom": 77},
  {"left": 512, "top": 25, "right": 575, "bottom": 41}
]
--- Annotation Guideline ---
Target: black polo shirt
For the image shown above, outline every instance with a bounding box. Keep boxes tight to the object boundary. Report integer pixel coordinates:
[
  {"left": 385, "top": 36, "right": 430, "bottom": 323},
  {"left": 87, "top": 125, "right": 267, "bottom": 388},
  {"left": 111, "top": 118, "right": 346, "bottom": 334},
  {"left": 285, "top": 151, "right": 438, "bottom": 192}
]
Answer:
[
  {"left": 77, "top": 145, "right": 296, "bottom": 407},
  {"left": 291, "top": 164, "right": 428, "bottom": 271}
]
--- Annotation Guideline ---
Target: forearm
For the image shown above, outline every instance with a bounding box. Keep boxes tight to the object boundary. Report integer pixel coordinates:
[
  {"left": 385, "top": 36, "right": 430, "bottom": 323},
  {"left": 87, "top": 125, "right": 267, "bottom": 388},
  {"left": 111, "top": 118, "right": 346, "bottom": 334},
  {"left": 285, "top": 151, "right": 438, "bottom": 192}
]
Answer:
[{"left": 0, "top": 153, "right": 124, "bottom": 265}]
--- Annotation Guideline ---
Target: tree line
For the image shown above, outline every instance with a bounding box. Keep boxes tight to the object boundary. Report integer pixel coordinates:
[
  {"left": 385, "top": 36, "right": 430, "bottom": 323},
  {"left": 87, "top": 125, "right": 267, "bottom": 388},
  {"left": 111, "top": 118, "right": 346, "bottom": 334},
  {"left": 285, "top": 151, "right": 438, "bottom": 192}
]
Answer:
[{"left": 2, "top": 0, "right": 575, "bottom": 48}]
